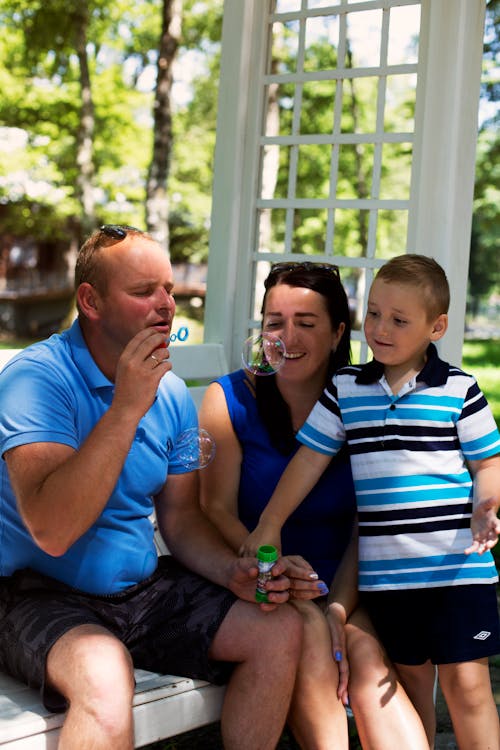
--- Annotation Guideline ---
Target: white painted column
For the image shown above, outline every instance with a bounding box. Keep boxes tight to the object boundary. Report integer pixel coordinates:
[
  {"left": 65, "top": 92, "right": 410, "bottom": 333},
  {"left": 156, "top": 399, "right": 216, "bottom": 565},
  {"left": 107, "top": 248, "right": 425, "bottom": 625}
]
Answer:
[
  {"left": 204, "top": 0, "right": 267, "bottom": 368},
  {"left": 408, "top": 0, "right": 486, "bottom": 364}
]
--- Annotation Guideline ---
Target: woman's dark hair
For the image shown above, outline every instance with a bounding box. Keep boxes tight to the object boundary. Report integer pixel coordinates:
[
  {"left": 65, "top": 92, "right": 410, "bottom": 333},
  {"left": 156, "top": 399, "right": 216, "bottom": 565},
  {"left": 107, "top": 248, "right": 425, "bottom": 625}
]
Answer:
[{"left": 255, "top": 262, "right": 352, "bottom": 454}]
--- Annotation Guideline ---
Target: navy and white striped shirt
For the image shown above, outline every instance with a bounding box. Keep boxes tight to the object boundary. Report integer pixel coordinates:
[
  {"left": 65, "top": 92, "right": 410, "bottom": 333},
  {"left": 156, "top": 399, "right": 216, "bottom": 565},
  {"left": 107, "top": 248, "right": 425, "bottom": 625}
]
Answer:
[{"left": 297, "top": 344, "right": 500, "bottom": 591}]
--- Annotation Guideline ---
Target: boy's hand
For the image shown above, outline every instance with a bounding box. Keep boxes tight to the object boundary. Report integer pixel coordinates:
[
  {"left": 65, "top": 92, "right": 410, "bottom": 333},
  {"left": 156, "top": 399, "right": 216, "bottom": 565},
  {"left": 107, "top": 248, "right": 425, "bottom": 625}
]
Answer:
[
  {"left": 239, "top": 521, "right": 281, "bottom": 557},
  {"left": 465, "top": 497, "right": 500, "bottom": 555}
]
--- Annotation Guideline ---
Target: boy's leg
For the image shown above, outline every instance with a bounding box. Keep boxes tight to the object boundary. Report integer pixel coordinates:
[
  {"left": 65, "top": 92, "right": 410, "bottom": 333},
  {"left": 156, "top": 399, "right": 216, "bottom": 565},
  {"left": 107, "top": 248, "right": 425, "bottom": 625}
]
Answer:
[
  {"left": 208, "top": 599, "right": 303, "bottom": 750},
  {"left": 46, "top": 623, "right": 136, "bottom": 750},
  {"left": 395, "top": 661, "right": 437, "bottom": 748},
  {"left": 438, "top": 658, "right": 500, "bottom": 750},
  {"left": 346, "top": 608, "right": 430, "bottom": 750}
]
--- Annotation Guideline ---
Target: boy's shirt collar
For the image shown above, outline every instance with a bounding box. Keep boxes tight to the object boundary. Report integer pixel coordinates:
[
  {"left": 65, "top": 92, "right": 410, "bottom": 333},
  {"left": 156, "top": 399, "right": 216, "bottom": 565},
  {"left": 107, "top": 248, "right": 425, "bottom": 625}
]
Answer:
[{"left": 355, "top": 343, "right": 449, "bottom": 387}]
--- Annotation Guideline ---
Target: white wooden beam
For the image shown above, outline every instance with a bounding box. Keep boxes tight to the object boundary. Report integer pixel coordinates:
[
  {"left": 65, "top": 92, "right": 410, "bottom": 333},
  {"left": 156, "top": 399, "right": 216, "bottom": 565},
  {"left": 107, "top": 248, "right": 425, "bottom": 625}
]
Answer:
[
  {"left": 408, "top": 0, "right": 486, "bottom": 364},
  {"left": 205, "top": 0, "right": 267, "bottom": 369}
]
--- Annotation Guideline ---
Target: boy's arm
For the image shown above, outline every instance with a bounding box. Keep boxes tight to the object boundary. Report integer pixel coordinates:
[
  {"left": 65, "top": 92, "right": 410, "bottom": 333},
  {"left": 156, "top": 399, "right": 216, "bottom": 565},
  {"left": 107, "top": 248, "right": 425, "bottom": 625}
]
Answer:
[
  {"left": 239, "top": 444, "right": 332, "bottom": 556},
  {"left": 465, "top": 454, "right": 500, "bottom": 555}
]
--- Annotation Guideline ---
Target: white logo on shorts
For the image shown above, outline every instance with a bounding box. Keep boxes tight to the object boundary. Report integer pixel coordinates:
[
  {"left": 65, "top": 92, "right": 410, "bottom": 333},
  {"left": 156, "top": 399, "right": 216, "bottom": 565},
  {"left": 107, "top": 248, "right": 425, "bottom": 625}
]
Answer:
[{"left": 473, "top": 631, "right": 491, "bottom": 641}]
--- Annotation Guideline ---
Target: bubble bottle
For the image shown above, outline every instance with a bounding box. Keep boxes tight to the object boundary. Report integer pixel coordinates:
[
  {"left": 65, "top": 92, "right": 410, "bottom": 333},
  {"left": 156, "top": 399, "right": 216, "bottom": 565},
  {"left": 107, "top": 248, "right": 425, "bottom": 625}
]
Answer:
[{"left": 255, "top": 545, "right": 278, "bottom": 603}]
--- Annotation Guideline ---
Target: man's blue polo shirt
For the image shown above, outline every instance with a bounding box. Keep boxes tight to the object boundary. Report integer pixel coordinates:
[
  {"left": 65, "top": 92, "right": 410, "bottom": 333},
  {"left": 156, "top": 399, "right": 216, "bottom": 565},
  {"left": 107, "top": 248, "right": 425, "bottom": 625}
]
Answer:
[{"left": 0, "top": 320, "right": 197, "bottom": 594}]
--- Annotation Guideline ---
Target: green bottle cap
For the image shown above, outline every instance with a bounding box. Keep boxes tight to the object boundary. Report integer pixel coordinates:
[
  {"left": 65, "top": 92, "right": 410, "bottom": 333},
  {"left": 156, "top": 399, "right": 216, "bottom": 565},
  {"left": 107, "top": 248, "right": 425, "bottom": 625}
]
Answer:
[
  {"left": 255, "top": 589, "right": 270, "bottom": 603},
  {"left": 257, "top": 545, "right": 278, "bottom": 562}
]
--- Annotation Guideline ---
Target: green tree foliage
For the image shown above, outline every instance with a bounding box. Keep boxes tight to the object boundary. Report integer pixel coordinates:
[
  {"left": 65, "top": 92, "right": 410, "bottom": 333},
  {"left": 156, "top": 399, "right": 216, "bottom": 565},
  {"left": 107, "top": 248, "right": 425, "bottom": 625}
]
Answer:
[
  {"left": 0, "top": 0, "right": 156, "bottom": 241},
  {"left": 0, "top": 0, "right": 223, "bottom": 262},
  {"left": 0, "top": 0, "right": 496, "bottom": 287},
  {"left": 469, "top": 0, "right": 499, "bottom": 312}
]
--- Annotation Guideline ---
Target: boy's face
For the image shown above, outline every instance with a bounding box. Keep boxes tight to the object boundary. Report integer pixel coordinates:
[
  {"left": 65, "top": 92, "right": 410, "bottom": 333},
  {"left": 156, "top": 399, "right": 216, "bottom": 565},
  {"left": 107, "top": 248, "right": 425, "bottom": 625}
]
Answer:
[{"left": 364, "top": 278, "right": 447, "bottom": 373}]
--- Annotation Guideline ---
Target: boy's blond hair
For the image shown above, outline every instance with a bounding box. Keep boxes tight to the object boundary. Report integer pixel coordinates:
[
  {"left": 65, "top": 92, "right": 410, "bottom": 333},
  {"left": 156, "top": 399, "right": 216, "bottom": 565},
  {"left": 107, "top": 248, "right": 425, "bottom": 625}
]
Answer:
[{"left": 376, "top": 254, "right": 450, "bottom": 320}]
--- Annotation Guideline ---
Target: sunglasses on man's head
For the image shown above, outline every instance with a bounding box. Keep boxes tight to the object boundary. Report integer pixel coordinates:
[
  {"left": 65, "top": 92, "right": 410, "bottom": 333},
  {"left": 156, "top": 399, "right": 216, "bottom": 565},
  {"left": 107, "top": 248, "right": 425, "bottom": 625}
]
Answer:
[
  {"left": 99, "top": 224, "right": 143, "bottom": 240},
  {"left": 265, "top": 261, "right": 340, "bottom": 287}
]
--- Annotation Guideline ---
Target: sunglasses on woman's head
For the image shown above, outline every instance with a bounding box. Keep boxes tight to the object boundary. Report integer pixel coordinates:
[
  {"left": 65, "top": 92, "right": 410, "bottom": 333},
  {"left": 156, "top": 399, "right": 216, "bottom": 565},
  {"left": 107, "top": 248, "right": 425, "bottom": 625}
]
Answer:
[{"left": 265, "top": 261, "right": 340, "bottom": 288}]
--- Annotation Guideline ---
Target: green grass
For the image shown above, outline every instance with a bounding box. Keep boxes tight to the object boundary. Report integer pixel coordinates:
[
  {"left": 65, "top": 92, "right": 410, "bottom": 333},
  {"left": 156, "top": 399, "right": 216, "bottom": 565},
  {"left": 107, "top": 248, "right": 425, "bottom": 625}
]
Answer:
[{"left": 461, "top": 339, "right": 500, "bottom": 428}]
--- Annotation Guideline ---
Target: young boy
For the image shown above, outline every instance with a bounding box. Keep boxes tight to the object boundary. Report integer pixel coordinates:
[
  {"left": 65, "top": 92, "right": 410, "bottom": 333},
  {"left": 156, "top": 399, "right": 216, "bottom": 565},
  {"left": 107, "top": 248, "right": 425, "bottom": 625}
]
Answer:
[{"left": 243, "top": 254, "right": 500, "bottom": 747}]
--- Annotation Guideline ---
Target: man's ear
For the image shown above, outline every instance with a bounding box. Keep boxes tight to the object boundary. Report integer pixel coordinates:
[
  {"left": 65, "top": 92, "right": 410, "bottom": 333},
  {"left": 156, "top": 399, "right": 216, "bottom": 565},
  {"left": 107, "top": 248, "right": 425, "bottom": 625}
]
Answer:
[
  {"left": 430, "top": 313, "right": 448, "bottom": 341},
  {"left": 77, "top": 282, "right": 100, "bottom": 320}
]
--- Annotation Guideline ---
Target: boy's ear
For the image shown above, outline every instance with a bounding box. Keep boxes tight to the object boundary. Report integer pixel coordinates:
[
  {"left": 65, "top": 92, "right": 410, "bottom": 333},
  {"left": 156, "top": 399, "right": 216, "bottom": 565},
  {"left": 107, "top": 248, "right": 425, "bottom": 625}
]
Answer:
[{"left": 430, "top": 313, "right": 448, "bottom": 341}]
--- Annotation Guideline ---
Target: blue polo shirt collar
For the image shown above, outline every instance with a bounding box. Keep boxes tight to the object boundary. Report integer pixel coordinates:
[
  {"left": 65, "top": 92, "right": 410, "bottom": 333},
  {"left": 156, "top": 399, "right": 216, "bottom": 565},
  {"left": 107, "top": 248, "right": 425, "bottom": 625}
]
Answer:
[
  {"left": 355, "top": 343, "right": 449, "bottom": 387},
  {"left": 67, "top": 319, "right": 113, "bottom": 391}
]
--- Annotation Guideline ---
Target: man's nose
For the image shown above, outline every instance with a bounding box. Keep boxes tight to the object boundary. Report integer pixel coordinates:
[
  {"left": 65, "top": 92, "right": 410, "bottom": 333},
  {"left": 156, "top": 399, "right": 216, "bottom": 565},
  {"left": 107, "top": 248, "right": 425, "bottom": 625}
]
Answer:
[{"left": 155, "top": 287, "right": 175, "bottom": 310}]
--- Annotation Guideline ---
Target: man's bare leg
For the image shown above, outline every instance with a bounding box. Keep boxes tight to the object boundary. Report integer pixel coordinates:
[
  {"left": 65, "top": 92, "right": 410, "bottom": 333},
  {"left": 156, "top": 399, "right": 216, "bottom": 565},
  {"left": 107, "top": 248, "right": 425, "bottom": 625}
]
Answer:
[
  {"left": 209, "top": 600, "right": 303, "bottom": 750},
  {"left": 46, "top": 624, "right": 136, "bottom": 750}
]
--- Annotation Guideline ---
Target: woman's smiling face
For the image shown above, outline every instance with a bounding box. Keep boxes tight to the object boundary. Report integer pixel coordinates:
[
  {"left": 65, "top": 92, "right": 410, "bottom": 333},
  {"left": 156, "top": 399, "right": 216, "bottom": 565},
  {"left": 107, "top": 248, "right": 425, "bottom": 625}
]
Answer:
[{"left": 262, "top": 283, "right": 344, "bottom": 384}]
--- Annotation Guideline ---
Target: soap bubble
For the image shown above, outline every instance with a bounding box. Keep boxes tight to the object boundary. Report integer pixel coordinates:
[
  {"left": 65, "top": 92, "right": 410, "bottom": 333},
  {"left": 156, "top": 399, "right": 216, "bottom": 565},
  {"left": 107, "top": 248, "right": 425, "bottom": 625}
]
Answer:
[
  {"left": 241, "top": 333, "right": 286, "bottom": 376},
  {"left": 177, "top": 427, "right": 216, "bottom": 470}
]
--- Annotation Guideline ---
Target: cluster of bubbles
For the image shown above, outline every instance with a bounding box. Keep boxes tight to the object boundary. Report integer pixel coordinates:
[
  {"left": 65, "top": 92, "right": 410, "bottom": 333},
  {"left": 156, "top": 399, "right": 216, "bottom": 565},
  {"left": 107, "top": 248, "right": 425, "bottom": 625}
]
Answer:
[{"left": 176, "top": 332, "right": 286, "bottom": 470}]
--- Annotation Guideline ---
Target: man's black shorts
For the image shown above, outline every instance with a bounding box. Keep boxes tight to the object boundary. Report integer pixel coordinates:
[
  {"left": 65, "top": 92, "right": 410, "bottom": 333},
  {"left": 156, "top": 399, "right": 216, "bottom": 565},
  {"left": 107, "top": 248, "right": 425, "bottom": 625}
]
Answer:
[{"left": 0, "top": 556, "right": 237, "bottom": 711}]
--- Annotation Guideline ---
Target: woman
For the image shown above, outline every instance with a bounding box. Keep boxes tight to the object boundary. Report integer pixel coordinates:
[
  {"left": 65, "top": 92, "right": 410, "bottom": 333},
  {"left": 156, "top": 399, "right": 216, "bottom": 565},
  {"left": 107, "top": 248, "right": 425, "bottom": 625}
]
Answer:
[{"left": 199, "top": 262, "right": 428, "bottom": 750}]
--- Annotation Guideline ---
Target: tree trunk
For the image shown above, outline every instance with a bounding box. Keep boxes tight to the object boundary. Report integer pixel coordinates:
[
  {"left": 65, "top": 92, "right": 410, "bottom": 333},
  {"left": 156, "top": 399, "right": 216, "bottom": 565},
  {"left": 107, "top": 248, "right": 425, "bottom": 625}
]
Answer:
[
  {"left": 146, "top": 0, "right": 183, "bottom": 252},
  {"left": 74, "top": 1, "right": 96, "bottom": 239}
]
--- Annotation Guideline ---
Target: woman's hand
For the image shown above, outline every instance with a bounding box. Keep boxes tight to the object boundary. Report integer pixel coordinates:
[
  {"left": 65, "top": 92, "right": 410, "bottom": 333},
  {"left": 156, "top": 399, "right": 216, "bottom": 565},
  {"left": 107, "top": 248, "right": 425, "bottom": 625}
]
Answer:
[
  {"left": 280, "top": 555, "right": 330, "bottom": 600},
  {"left": 326, "top": 601, "right": 350, "bottom": 705}
]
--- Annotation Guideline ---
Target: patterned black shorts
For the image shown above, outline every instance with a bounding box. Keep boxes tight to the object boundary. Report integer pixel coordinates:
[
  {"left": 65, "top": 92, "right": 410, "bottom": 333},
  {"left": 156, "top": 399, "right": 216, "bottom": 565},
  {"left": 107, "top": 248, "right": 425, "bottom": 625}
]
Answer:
[{"left": 0, "top": 556, "right": 237, "bottom": 711}]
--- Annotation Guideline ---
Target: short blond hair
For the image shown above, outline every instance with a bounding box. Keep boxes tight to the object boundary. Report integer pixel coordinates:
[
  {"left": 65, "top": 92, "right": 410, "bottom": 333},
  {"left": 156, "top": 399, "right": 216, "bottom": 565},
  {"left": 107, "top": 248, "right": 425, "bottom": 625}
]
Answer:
[
  {"left": 376, "top": 254, "right": 450, "bottom": 319},
  {"left": 75, "top": 226, "right": 152, "bottom": 296}
]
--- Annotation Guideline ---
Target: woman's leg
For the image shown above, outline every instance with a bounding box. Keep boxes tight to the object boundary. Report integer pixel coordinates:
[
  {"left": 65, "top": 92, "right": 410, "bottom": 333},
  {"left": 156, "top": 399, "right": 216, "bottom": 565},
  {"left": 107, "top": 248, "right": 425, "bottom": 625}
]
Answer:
[
  {"left": 438, "top": 658, "right": 500, "bottom": 750},
  {"left": 346, "top": 608, "right": 430, "bottom": 750},
  {"left": 287, "top": 600, "right": 349, "bottom": 750}
]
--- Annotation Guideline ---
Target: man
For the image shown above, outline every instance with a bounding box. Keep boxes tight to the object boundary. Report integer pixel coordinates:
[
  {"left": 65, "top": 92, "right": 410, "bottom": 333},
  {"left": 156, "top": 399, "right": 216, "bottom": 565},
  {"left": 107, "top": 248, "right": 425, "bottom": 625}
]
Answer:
[{"left": 0, "top": 226, "right": 322, "bottom": 750}]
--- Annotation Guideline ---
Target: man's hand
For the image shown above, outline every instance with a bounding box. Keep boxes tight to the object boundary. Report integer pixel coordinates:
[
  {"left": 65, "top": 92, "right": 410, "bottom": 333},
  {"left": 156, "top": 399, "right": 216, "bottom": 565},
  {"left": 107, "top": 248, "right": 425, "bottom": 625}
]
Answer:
[
  {"left": 227, "top": 556, "right": 290, "bottom": 611},
  {"left": 465, "top": 497, "right": 500, "bottom": 555},
  {"left": 112, "top": 328, "right": 172, "bottom": 420},
  {"left": 227, "top": 555, "right": 328, "bottom": 611}
]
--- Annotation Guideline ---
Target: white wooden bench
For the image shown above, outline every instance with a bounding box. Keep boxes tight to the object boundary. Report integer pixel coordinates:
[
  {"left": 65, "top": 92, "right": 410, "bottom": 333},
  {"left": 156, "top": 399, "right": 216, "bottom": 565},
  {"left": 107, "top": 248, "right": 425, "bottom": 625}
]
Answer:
[{"left": 0, "top": 343, "right": 230, "bottom": 748}]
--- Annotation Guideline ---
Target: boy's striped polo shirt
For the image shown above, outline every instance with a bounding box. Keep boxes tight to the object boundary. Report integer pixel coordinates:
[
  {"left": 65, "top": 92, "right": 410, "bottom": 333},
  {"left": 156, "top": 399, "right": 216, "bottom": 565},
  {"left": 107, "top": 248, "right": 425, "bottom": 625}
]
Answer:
[{"left": 297, "top": 344, "right": 500, "bottom": 591}]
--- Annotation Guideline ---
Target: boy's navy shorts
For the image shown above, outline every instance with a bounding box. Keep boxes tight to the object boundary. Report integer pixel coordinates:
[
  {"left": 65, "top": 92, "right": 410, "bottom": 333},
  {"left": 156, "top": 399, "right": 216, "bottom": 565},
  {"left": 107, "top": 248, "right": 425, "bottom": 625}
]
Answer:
[
  {"left": 360, "top": 583, "right": 500, "bottom": 665},
  {"left": 0, "top": 556, "right": 237, "bottom": 712}
]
